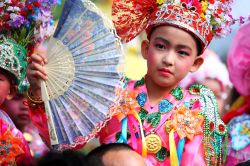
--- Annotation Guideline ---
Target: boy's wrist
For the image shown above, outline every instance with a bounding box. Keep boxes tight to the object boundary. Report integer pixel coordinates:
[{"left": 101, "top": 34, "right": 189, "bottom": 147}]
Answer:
[
  {"left": 29, "top": 86, "right": 42, "bottom": 99},
  {"left": 26, "top": 87, "right": 44, "bottom": 107}
]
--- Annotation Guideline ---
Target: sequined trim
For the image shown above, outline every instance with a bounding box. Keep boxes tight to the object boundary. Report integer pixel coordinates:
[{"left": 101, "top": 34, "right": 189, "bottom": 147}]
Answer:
[
  {"left": 159, "top": 99, "right": 173, "bottom": 114},
  {"left": 171, "top": 87, "right": 184, "bottom": 100},
  {"left": 155, "top": 147, "right": 170, "bottom": 161},
  {"left": 136, "top": 92, "right": 147, "bottom": 107},
  {"left": 134, "top": 77, "right": 145, "bottom": 88}
]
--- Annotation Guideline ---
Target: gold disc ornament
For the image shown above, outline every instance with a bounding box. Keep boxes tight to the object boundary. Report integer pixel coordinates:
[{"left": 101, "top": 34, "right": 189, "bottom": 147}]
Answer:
[{"left": 145, "top": 133, "right": 162, "bottom": 154}]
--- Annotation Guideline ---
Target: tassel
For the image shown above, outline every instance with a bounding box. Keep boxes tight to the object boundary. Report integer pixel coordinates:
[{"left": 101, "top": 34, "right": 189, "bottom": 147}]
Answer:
[{"left": 170, "top": 129, "right": 179, "bottom": 166}]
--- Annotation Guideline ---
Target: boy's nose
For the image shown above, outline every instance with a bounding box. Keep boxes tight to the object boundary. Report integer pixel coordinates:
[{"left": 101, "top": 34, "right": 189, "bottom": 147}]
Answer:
[{"left": 162, "top": 51, "right": 175, "bottom": 66}]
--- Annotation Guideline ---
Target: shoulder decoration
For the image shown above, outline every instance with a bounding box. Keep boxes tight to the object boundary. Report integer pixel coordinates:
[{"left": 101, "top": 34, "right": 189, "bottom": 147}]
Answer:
[{"left": 189, "top": 84, "right": 228, "bottom": 166}]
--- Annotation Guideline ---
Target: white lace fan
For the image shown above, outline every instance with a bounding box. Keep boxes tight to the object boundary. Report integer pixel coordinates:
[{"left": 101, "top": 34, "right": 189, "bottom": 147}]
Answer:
[{"left": 41, "top": 0, "right": 124, "bottom": 150}]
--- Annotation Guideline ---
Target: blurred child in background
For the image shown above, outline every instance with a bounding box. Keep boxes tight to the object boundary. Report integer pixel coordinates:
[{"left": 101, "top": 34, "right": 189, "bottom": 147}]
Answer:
[
  {"left": 3, "top": 87, "right": 48, "bottom": 159},
  {"left": 223, "top": 22, "right": 250, "bottom": 166},
  {"left": 180, "top": 49, "right": 232, "bottom": 115},
  {"left": 0, "top": 39, "right": 32, "bottom": 165}
]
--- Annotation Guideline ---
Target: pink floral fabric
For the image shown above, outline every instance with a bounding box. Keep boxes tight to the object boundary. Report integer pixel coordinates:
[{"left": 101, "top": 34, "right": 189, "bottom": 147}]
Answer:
[{"left": 227, "top": 23, "right": 250, "bottom": 96}]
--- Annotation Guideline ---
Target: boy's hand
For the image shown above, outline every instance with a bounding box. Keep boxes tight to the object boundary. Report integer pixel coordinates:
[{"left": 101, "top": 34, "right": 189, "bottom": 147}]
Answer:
[{"left": 26, "top": 44, "right": 48, "bottom": 98}]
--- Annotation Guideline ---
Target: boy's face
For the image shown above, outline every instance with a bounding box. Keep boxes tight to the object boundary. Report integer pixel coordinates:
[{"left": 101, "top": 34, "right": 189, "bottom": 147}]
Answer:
[
  {"left": 0, "top": 72, "right": 15, "bottom": 105},
  {"left": 142, "top": 25, "right": 203, "bottom": 89},
  {"left": 4, "top": 94, "right": 30, "bottom": 130}
]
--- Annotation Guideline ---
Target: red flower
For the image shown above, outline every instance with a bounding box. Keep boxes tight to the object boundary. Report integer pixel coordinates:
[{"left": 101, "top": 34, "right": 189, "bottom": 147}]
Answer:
[
  {"left": 33, "top": 1, "right": 40, "bottom": 8},
  {"left": 193, "top": 0, "right": 202, "bottom": 14},
  {"left": 11, "top": 0, "right": 18, "bottom": 6},
  {"left": 3, "top": 14, "right": 10, "bottom": 21},
  {"left": 18, "top": 3, "right": 24, "bottom": 9},
  {"left": 4, "top": 24, "right": 10, "bottom": 29},
  {"left": 181, "top": 0, "right": 189, "bottom": 4},
  {"left": 209, "top": 0, "right": 215, "bottom": 4},
  {"left": 26, "top": 4, "right": 33, "bottom": 10},
  {"left": 20, "top": 10, "right": 27, "bottom": 16}
]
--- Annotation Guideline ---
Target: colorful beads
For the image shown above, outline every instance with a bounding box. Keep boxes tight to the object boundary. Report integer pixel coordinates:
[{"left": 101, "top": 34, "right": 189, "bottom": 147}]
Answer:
[
  {"left": 210, "top": 122, "right": 214, "bottom": 132},
  {"left": 219, "top": 124, "right": 225, "bottom": 132},
  {"left": 188, "top": 84, "right": 205, "bottom": 95},
  {"left": 159, "top": 99, "right": 173, "bottom": 114},
  {"left": 138, "top": 108, "right": 148, "bottom": 123},
  {"left": 155, "top": 147, "right": 169, "bottom": 161},
  {"left": 134, "top": 77, "right": 145, "bottom": 88},
  {"left": 136, "top": 92, "right": 147, "bottom": 107},
  {"left": 171, "top": 87, "right": 183, "bottom": 100},
  {"left": 146, "top": 112, "right": 161, "bottom": 127}
]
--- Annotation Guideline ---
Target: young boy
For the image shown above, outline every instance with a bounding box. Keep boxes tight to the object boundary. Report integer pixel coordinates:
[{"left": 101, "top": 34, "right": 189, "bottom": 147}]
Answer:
[
  {"left": 26, "top": 0, "right": 235, "bottom": 165},
  {"left": 0, "top": 39, "right": 32, "bottom": 165}
]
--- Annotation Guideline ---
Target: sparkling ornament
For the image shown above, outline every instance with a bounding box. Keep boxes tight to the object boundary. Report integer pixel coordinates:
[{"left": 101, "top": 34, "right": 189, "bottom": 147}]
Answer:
[{"left": 145, "top": 133, "right": 162, "bottom": 154}]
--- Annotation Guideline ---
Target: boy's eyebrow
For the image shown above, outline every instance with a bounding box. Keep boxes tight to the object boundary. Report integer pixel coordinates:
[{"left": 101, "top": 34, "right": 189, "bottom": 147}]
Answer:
[{"left": 154, "top": 37, "right": 192, "bottom": 51}]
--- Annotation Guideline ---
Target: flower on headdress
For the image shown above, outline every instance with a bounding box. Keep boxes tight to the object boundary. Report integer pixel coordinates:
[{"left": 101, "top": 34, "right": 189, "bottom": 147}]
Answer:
[
  {"left": 201, "top": 1, "right": 208, "bottom": 14},
  {"left": 171, "top": 105, "right": 204, "bottom": 140},
  {"left": 156, "top": 0, "right": 164, "bottom": 5},
  {"left": 0, "top": 130, "right": 24, "bottom": 165}
]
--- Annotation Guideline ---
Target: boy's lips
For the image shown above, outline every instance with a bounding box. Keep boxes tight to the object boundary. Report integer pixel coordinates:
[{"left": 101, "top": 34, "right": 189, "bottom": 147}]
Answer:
[{"left": 158, "top": 68, "right": 173, "bottom": 76}]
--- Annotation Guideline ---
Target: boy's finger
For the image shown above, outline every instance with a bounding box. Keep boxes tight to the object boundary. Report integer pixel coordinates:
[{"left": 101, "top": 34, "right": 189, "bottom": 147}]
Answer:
[
  {"left": 30, "top": 54, "right": 44, "bottom": 64},
  {"left": 31, "top": 70, "right": 48, "bottom": 80},
  {"left": 29, "top": 62, "right": 47, "bottom": 76}
]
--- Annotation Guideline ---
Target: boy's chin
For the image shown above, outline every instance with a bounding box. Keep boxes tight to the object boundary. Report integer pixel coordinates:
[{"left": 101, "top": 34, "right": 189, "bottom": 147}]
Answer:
[{"left": 156, "top": 80, "right": 177, "bottom": 89}]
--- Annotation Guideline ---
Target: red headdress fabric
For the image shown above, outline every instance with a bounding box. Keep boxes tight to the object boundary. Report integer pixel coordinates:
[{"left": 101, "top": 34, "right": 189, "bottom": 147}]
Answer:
[
  {"left": 112, "top": 0, "right": 158, "bottom": 43},
  {"left": 227, "top": 23, "right": 250, "bottom": 96},
  {"left": 112, "top": 0, "right": 235, "bottom": 52}
]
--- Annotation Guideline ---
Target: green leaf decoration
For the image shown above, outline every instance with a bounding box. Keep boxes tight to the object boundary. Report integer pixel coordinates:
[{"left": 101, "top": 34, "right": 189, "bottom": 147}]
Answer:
[
  {"left": 134, "top": 77, "right": 145, "bottom": 88},
  {"left": 146, "top": 112, "right": 161, "bottom": 127},
  {"left": 155, "top": 147, "right": 170, "bottom": 161},
  {"left": 138, "top": 108, "right": 148, "bottom": 123},
  {"left": 171, "top": 87, "right": 183, "bottom": 100}
]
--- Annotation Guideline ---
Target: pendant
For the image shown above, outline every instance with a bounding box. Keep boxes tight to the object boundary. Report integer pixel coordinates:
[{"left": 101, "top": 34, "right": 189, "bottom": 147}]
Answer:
[{"left": 145, "top": 133, "right": 162, "bottom": 154}]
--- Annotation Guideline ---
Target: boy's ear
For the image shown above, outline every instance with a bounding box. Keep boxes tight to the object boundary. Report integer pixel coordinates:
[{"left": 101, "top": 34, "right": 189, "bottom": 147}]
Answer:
[
  {"left": 6, "top": 85, "right": 17, "bottom": 100},
  {"left": 190, "top": 56, "right": 204, "bottom": 73},
  {"left": 141, "top": 40, "right": 149, "bottom": 60}
]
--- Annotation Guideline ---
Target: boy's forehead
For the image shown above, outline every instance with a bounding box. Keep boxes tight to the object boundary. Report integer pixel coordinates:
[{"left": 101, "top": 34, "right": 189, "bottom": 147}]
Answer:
[
  {"left": 0, "top": 68, "right": 16, "bottom": 84},
  {"left": 150, "top": 26, "right": 196, "bottom": 45}
]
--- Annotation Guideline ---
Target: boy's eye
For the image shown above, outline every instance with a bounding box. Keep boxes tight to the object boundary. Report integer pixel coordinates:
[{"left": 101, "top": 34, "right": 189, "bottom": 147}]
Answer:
[
  {"left": 155, "top": 43, "right": 166, "bottom": 50},
  {"left": 177, "top": 51, "right": 189, "bottom": 56}
]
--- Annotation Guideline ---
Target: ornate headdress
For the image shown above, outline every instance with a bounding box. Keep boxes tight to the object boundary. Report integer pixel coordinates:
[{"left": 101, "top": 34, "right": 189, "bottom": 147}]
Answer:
[
  {"left": 0, "top": 0, "right": 58, "bottom": 91},
  {"left": 0, "top": 38, "right": 27, "bottom": 90},
  {"left": 112, "top": 0, "right": 236, "bottom": 52}
]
